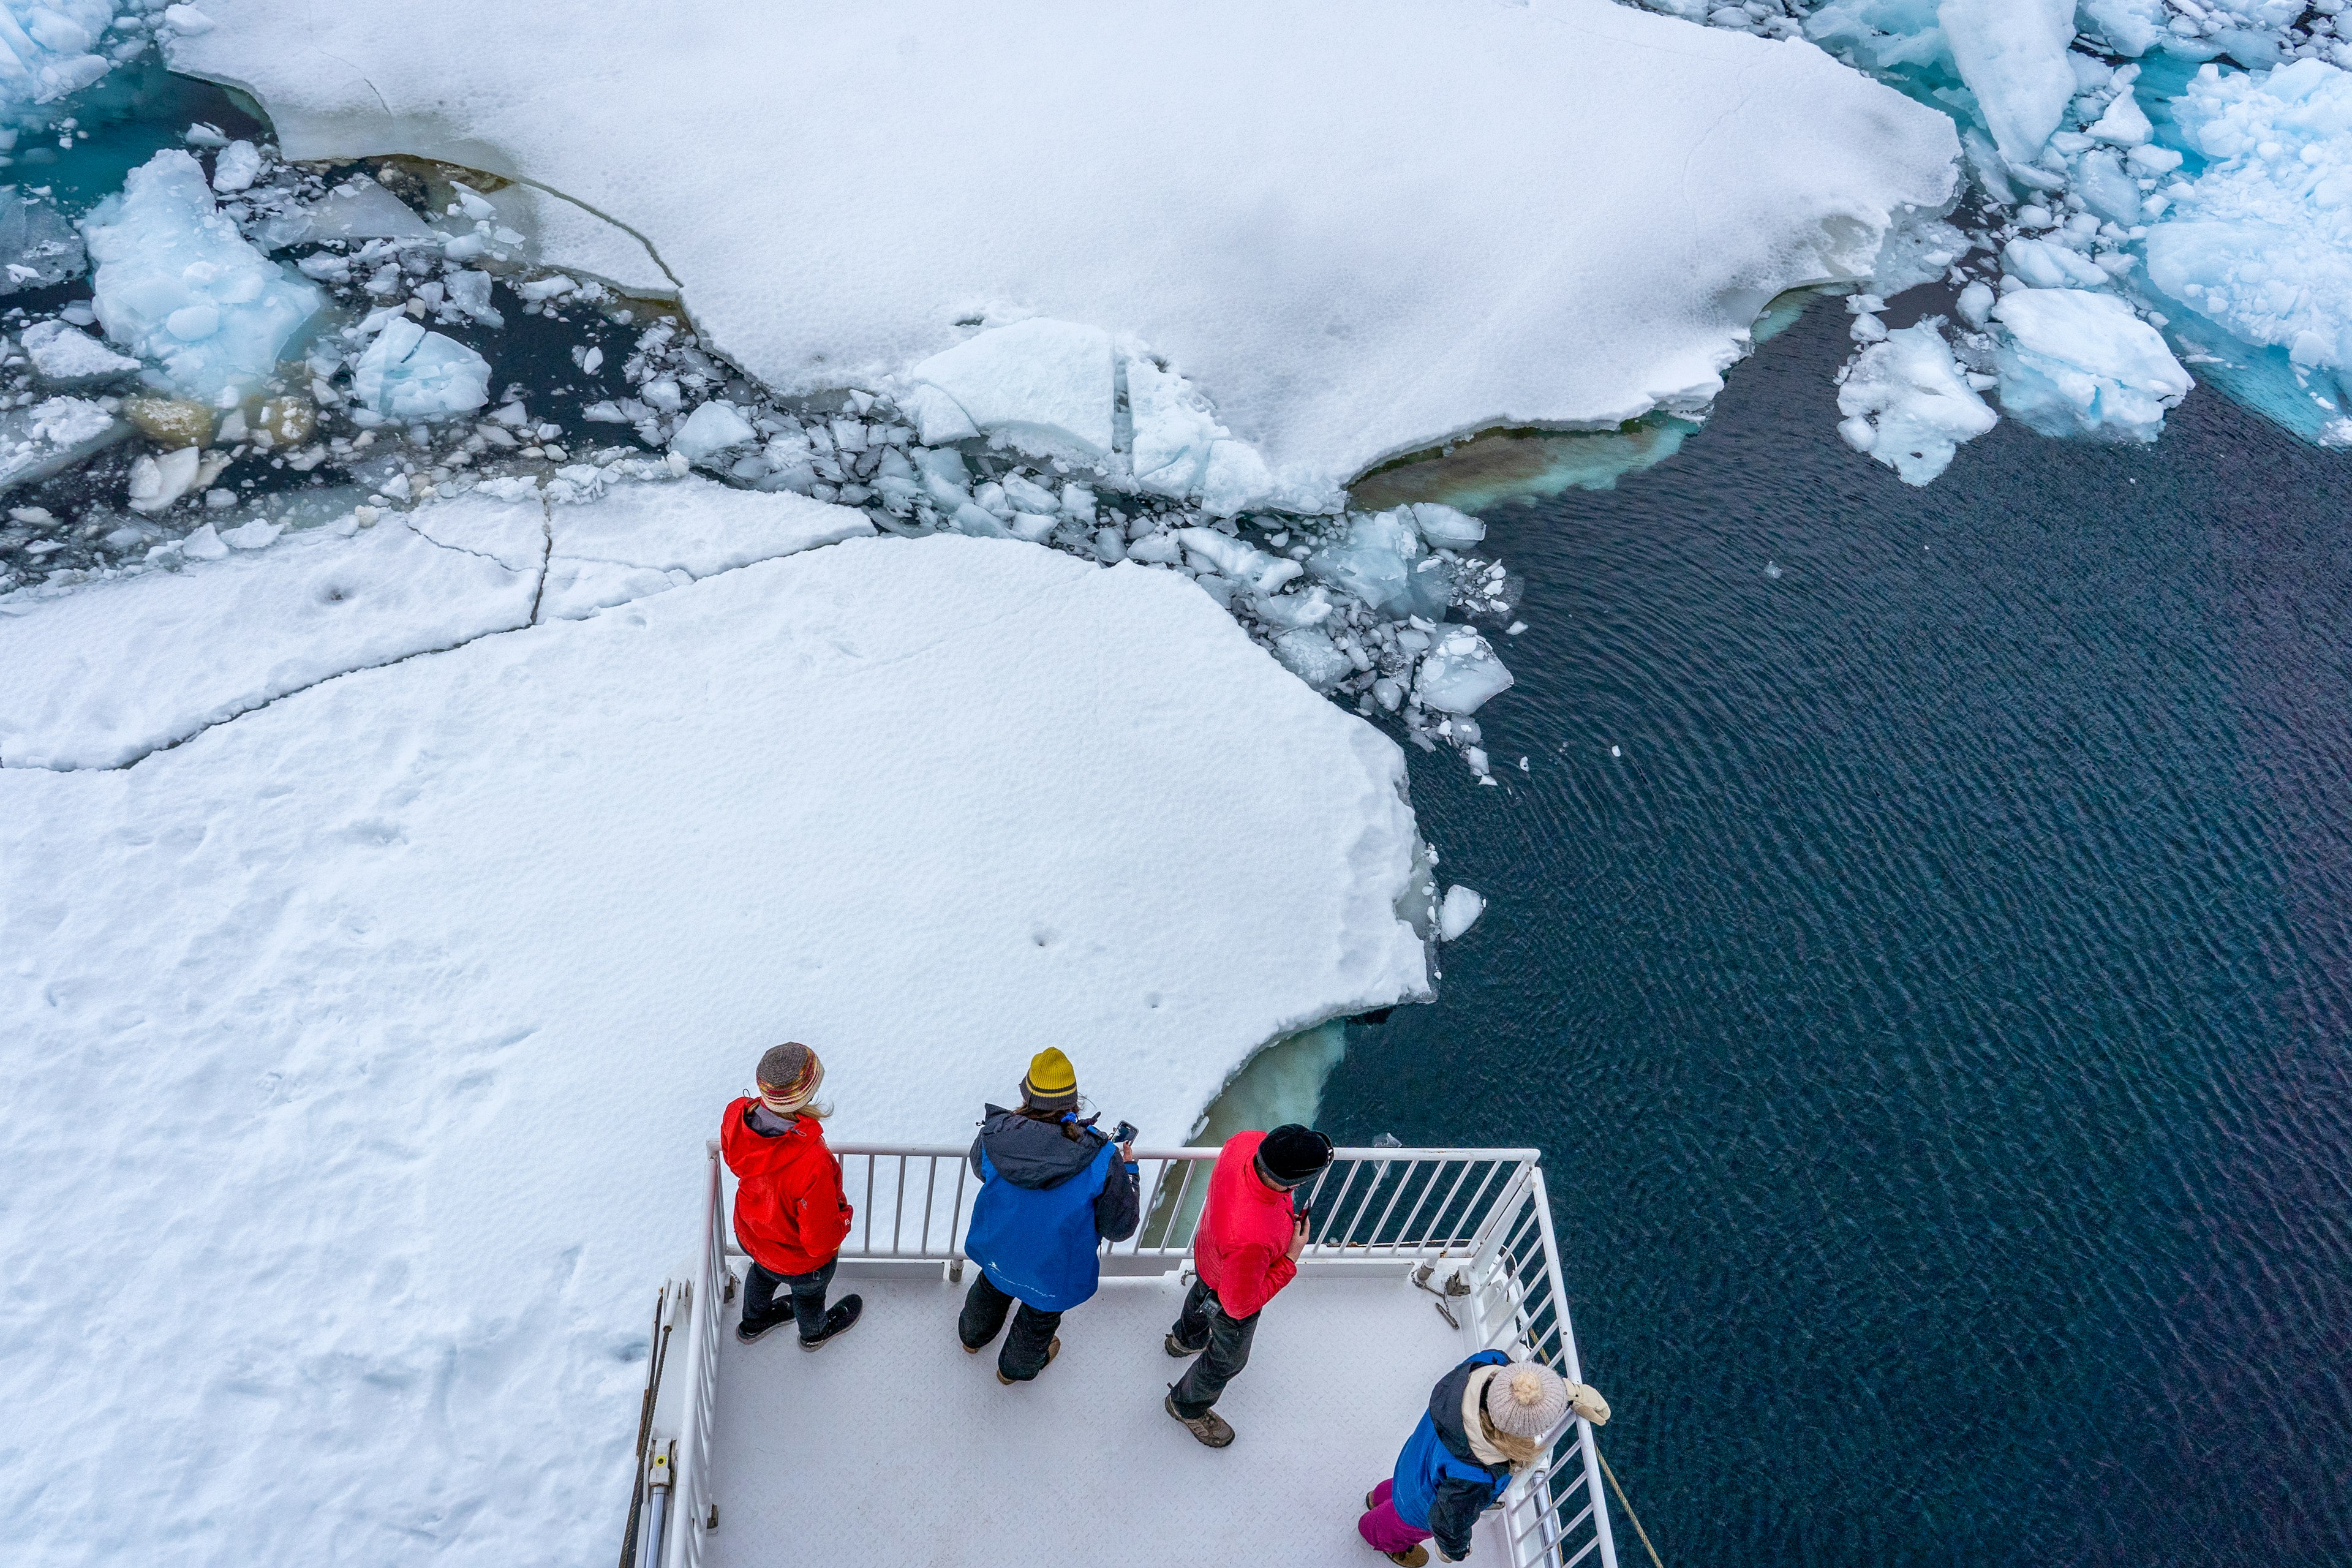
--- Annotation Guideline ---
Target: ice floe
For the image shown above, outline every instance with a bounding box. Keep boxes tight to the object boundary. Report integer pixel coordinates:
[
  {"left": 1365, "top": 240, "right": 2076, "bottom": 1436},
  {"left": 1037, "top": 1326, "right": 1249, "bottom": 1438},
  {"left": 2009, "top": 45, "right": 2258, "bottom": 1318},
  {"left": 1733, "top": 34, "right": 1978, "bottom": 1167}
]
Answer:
[
  {"left": 538, "top": 474, "right": 873, "bottom": 619},
  {"left": 1836, "top": 316, "right": 1999, "bottom": 482},
  {"left": 1991, "top": 286, "right": 2190, "bottom": 439},
  {"left": 350, "top": 315, "right": 491, "bottom": 421},
  {"left": 167, "top": 0, "right": 1959, "bottom": 505},
  {"left": 0, "top": 528, "right": 1428, "bottom": 1566},
  {"left": 81, "top": 148, "right": 322, "bottom": 401}
]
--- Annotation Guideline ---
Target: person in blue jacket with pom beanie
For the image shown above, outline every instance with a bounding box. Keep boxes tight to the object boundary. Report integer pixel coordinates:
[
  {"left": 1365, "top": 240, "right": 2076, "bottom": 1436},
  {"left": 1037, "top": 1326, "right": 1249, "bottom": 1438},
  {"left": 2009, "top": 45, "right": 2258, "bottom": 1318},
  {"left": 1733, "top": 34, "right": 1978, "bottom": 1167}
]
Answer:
[
  {"left": 958, "top": 1048, "right": 1140, "bottom": 1384},
  {"left": 1359, "top": 1352, "right": 1610, "bottom": 1564}
]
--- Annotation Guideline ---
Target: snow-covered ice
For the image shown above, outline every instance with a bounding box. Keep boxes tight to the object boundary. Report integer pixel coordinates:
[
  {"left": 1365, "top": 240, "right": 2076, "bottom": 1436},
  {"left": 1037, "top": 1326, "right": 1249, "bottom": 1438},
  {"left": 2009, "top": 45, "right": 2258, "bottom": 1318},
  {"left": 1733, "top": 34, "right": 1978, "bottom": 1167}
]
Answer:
[
  {"left": 0, "top": 391, "right": 124, "bottom": 489},
  {"left": 1992, "top": 287, "right": 2192, "bottom": 440},
  {"left": 168, "top": 0, "right": 1958, "bottom": 503},
  {"left": 81, "top": 149, "right": 323, "bottom": 402},
  {"left": 538, "top": 475, "right": 874, "bottom": 619},
  {"left": 0, "top": 184, "right": 85, "bottom": 293},
  {"left": 1835, "top": 317, "right": 1998, "bottom": 483},
  {"left": 0, "top": 496, "right": 545, "bottom": 767},
  {"left": 20, "top": 317, "right": 139, "bottom": 385},
  {"left": 0, "top": 529, "right": 1428, "bottom": 1567},
  {"left": 350, "top": 316, "right": 491, "bottom": 421}
]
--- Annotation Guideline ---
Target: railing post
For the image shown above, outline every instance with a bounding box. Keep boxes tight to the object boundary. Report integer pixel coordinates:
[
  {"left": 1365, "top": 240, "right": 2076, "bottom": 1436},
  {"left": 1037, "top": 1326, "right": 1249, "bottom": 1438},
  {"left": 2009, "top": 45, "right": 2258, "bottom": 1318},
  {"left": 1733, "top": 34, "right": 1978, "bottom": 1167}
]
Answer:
[{"left": 1529, "top": 1165, "right": 1617, "bottom": 1568}]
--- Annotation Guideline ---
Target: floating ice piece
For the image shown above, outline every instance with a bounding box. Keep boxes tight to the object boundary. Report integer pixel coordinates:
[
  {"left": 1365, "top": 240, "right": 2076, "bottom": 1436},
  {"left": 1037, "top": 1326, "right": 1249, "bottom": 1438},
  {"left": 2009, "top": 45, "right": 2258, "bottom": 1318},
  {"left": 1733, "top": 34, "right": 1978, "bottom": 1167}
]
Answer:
[
  {"left": 1199, "top": 438, "right": 1277, "bottom": 518},
  {"left": 81, "top": 151, "right": 323, "bottom": 402},
  {"left": 0, "top": 0, "right": 115, "bottom": 125},
  {"left": 1992, "top": 288, "right": 2191, "bottom": 441},
  {"left": 905, "top": 318, "right": 1114, "bottom": 461},
  {"left": 2078, "top": 0, "right": 2166, "bottom": 55},
  {"left": 1938, "top": 0, "right": 2077, "bottom": 170},
  {"left": 168, "top": 0, "right": 1959, "bottom": 512},
  {"left": 2144, "top": 61, "right": 2352, "bottom": 413},
  {"left": 1836, "top": 318, "right": 1998, "bottom": 484},
  {"left": 669, "top": 401, "right": 756, "bottom": 466},
  {"left": 161, "top": 4, "right": 214, "bottom": 32},
  {"left": 1414, "top": 625, "right": 1513, "bottom": 714},
  {"left": 538, "top": 475, "right": 875, "bottom": 619},
  {"left": 0, "top": 186, "right": 84, "bottom": 293},
  {"left": 1406, "top": 503, "right": 1485, "bottom": 549},
  {"left": 1306, "top": 509, "right": 1450, "bottom": 620},
  {"left": 128, "top": 446, "right": 203, "bottom": 513},
  {"left": 1272, "top": 625, "right": 1352, "bottom": 691},
  {"left": 2002, "top": 237, "right": 2109, "bottom": 291},
  {"left": 0, "top": 394, "right": 124, "bottom": 495},
  {"left": 1174, "top": 527, "right": 1303, "bottom": 594},
  {"left": 21, "top": 318, "right": 139, "bottom": 386},
  {"left": 2087, "top": 91, "right": 2152, "bottom": 147},
  {"left": 210, "top": 140, "right": 261, "bottom": 193},
  {"left": 1438, "top": 884, "right": 1485, "bottom": 941},
  {"left": 351, "top": 318, "right": 491, "bottom": 421},
  {"left": 306, "top": 176, "right": 435, "bottom": 241}
]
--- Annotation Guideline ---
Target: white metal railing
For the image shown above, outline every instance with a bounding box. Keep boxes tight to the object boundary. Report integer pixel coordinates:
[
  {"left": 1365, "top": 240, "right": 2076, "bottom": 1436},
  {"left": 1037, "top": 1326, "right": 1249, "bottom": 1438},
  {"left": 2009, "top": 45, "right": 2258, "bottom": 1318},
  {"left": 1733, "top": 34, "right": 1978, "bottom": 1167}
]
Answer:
[
  {"left": 667, "top": 1139, "right": 1617, "bottom": 1568},
  {"left": 662, "top": 1145, "right": 728, "bottom": 1568}
]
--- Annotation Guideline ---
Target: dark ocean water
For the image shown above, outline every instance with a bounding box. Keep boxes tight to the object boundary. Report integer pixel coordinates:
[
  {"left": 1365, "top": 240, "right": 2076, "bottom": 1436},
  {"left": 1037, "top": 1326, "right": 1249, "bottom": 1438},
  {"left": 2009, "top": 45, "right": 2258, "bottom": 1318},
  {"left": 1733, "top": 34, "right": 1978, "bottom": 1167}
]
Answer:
[{"left": 1316, "top": 304, "right": 2352, "bottom": 1567}]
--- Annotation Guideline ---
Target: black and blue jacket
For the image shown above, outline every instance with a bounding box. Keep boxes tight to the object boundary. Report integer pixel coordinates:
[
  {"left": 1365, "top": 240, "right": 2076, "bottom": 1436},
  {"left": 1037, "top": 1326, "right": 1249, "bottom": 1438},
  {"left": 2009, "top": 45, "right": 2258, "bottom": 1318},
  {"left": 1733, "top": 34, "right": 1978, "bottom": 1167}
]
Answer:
[
  {"left": 963, "top": 1106, "right": 1140, "bottom": 1313},
  {"left": 1391, "top": 1349, "right": 1515, "bottom": 1561}
]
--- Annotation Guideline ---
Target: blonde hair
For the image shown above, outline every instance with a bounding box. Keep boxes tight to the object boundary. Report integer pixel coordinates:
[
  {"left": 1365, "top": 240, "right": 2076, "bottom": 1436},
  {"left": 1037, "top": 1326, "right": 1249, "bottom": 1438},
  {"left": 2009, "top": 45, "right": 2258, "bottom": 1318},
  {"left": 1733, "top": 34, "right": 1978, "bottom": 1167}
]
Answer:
[{"left": 1481, "top": 1413, "right": 1545, "bottom": 1470}]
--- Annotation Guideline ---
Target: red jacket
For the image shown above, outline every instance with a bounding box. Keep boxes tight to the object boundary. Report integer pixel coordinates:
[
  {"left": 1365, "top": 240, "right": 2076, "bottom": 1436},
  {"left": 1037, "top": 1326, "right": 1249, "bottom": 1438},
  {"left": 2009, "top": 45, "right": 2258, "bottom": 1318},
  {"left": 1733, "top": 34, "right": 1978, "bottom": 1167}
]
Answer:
[
  {"left": 1193, "top": 1129, "right": 1300, "bottom": 1319},
  {"left": 721, "top": 1098, "right": 853, "bottom": 1275}
]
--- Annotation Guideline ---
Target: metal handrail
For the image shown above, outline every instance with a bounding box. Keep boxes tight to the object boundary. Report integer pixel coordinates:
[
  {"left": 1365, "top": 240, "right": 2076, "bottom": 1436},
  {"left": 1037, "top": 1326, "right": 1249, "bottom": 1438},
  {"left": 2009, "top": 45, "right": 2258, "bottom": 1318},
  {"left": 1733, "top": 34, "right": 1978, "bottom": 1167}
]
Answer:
[{"left": 675, "top": 1138, "right": 1611, "bottom": 1568}]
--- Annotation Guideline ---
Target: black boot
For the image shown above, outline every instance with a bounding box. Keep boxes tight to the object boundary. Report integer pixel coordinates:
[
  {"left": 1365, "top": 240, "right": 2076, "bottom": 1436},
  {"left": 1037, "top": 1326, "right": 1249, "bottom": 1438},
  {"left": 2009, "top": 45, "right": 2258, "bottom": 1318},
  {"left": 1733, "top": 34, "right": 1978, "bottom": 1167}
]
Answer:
[{"left": 799, "top": 1294, "right": 863, "bottom": 1350}]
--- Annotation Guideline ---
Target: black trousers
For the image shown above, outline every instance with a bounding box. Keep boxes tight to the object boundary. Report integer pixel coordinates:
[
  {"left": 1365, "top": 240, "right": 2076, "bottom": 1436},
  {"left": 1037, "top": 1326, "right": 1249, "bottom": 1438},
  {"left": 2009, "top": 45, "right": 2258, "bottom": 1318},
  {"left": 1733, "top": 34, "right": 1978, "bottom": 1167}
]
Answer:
[
  {"left": 1168, "top": 1276, "right": 1259, "bottom": 1417},
  {"left": 959, "top": 1273, "right": 1064, "bottom": 1381},
  {"left": 742, "top": 1257, "right": 837, "bottom": 1340}
]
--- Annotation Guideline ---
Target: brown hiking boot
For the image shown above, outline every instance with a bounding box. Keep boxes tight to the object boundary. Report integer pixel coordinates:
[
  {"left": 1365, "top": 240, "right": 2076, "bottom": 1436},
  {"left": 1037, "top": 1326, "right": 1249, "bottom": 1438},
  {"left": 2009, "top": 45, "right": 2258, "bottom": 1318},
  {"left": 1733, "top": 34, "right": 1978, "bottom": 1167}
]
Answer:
[
  {"left": 1164, "top": 1390, "right": 1235, "bottom": 1447},
  {"left": 997, "top": 1336, "right": 1061, "bottom": 1385},
  {"left": 1164, "top": 1332, "right": 1204, "bottom": 1359},
  {"left": 1382, "top": 1549, "right": 1429, "bottom": 1566}
]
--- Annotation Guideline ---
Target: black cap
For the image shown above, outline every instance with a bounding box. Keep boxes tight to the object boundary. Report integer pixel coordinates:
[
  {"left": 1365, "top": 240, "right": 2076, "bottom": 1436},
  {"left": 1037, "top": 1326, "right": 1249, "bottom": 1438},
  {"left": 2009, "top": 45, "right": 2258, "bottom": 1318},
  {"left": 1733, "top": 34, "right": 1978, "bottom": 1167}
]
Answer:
[{"left": 1257, "top": 1123, "right": 1335, "bottom": 1186}]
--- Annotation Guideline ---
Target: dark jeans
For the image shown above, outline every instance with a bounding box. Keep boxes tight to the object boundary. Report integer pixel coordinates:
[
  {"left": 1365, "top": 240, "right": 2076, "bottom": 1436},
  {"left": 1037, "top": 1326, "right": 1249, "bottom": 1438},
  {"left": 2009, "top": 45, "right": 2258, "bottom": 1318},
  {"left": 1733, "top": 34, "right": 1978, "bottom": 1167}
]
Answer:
[
  {"left": 1168, "top": 1276, "right": 1259, "bottom": 1417},
  {"left": 742, "top": 1257, "right": 836, "bottom": 1340},
  {"left": 959, "top": 1273, "right": 1064, "bottom": 1381}
]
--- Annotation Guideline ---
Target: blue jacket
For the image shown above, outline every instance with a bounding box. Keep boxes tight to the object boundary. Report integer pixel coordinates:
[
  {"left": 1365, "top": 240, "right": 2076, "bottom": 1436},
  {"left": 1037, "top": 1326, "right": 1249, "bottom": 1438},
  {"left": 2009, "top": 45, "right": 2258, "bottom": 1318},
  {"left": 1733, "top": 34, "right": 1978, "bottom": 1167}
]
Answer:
[
  {"left": 1392, "top": 1350, "right": 1514, "bottom": 1561},
  {"left": 962, "top": 1106, "right": 1140, "bottom": 1312}
]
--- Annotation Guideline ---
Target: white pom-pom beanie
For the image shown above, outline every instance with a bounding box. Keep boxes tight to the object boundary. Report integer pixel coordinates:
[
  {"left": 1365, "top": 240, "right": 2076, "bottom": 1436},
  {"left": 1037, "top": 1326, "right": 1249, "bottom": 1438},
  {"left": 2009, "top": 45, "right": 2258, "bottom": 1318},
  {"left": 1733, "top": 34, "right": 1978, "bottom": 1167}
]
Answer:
[{"left": 1485, "top": 1363, "right": 1610, "bottom": 1438}]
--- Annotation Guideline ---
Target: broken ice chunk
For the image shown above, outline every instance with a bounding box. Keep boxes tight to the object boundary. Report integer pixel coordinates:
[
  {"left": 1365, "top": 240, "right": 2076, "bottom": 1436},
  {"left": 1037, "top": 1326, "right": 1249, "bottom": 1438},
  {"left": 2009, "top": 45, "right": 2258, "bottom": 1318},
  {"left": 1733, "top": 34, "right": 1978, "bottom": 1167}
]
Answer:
[
  {"left": 0, "top": 186, "right": 85, "bottom": 294},
  {"left": 1199, "top": 439, "right": 1275, "bottom": 518},
  {"left": 1305, "top": 510, "right": 1451, "bottom": 620},
  {"left": 21, "top": 318, "right": 140, "bottom": 387},
  {"left": 81, "top": 151, "right": 323, "bottom": 402},
  {"left": 211, "top": 140, "right": 261, "bottom": 194},
  {"left": 671, "top": 401, "right": 756, "bottom": 465},
  {"left": 306, "top": 176, "right": 437, "bottom": 242},
  {"left": 900, "top": 382, "right": 978, "bottom": 445},
  {"left": 905, "top": 317, "right": 1115, "bottom": 460},
  {"left": 1408, "top": 502, "right": 1485, "bottom": 548},
  {"left": 1939, "top": 0, "right": 2077, "bottom": 170},
  {"left": 1174, "top": 527, "right": 1303, "bottom": 594},
  {"left": 1991, "top": 288, "right": 2190, "bottom": 442},
  {"left": 1413, "top": 625, "right": 1513, "bottom": 714},
  {"left": 129, "top": 447, "right": 204, "bottom": 514},
  {"left": 2087, "top": 91, "right": 2151, "bottom": 147},
  {"left": 1835, "top": 318, "right": 1998, "bottom": 484},
  {"left": 1438, "top": 885, "right": 1485, "bottom": 941},
  {"left": 1272, "top": 627, "right": 1352, "bottom": 692},
  {"left": 352, "top": 318, "right": 492, "bottom": 421},
  {"left": 2002, "top": 237, "right": 2109, "bottom": 290}
]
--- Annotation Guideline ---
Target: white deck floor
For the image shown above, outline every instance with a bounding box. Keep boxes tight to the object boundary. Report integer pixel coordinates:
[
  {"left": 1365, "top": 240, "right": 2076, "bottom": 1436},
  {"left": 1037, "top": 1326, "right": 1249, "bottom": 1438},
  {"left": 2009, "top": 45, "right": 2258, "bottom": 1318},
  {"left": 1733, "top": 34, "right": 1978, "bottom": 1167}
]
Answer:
[{"left": 705, "top": 1262, "right": 1509, "bottom": 1568}]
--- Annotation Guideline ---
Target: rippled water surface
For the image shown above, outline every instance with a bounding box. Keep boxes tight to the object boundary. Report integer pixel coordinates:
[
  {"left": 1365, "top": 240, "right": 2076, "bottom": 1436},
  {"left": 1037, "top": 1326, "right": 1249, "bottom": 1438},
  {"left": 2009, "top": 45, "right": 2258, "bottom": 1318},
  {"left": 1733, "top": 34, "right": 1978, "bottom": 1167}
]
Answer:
[{"left": 1316, "top": 304, "right": 2352, "bottom": 1566}]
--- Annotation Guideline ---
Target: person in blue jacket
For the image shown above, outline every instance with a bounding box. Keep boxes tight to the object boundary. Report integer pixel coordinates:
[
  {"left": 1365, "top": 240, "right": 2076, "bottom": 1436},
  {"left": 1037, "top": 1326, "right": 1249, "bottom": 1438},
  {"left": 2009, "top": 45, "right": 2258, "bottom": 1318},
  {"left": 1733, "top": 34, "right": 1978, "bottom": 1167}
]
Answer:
[
  {"left": 958, "top": 1048, "right": 1141, "bottom": 1384},
  {"left": 1358, "top": 1351, "right": 1610, "bottom": 1564}
]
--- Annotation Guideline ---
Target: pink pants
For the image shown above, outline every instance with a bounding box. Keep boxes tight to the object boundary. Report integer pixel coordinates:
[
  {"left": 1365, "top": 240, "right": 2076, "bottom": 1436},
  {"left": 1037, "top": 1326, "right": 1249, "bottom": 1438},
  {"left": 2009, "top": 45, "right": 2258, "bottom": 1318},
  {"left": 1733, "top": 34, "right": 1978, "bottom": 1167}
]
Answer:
[{"left": 1358, "top": 1478, "right": 1435, "bottom": 1555}]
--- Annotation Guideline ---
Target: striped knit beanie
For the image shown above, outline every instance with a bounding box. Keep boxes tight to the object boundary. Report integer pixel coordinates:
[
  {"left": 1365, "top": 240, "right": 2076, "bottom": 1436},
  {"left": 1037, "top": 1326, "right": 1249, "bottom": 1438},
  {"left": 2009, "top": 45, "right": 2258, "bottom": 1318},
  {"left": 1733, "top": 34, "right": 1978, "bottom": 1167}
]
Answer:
[
  {"left": 756, "top": 1042, "right": 824, "bottom": 1114},
  {"left": 1020, "top": 1047, "right": 1079, "bottom": 1112}
]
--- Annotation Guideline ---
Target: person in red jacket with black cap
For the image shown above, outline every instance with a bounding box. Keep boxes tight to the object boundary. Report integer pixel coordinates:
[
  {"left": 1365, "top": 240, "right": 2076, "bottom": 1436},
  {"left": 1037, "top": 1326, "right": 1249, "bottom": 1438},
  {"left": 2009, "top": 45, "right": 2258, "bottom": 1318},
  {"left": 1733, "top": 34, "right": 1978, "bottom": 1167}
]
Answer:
[
  {"left": 721, "top": 1041, "right": 862, "bottom": 1349},
  {"left": 1163, "top": 1121, "right": 1334, "bottom": 1447}
]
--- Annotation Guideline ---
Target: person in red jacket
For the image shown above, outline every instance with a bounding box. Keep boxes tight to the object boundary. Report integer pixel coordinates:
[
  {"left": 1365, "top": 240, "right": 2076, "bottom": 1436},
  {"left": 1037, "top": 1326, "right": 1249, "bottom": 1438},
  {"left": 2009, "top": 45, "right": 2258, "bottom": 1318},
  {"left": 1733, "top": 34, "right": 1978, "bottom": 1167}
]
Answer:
[
  {"left": 1163, "top": 1123, "right": 1333, "bottom": 1447},
  {"left": 721, "top": 1041, "right": 862, "bottom": 1349}
]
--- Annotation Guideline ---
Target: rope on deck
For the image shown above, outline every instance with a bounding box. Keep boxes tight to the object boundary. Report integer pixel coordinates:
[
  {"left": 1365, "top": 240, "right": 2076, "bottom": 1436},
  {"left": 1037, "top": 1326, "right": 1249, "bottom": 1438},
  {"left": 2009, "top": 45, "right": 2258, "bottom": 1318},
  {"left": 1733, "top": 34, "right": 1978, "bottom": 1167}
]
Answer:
[{"left": 1595, "top": 1444, "right": 1665, "bottom": 1568}]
